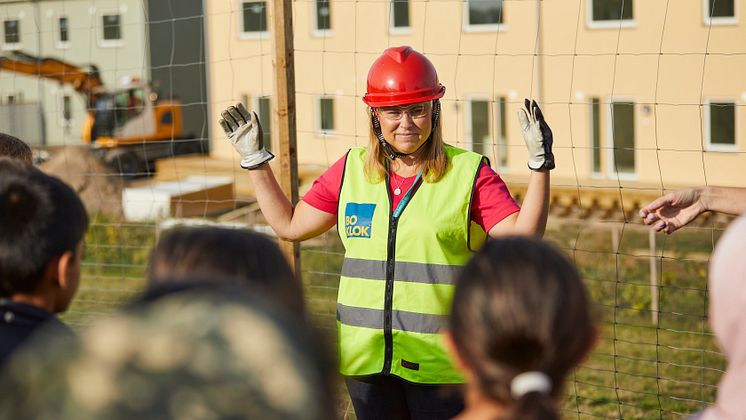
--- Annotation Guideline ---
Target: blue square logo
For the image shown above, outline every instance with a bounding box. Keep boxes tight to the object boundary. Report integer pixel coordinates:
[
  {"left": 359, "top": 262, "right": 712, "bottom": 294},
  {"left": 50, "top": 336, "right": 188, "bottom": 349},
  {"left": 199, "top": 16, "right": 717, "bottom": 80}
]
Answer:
[{"left": 345, "top": 202, "right": 376, "bottom": 238}]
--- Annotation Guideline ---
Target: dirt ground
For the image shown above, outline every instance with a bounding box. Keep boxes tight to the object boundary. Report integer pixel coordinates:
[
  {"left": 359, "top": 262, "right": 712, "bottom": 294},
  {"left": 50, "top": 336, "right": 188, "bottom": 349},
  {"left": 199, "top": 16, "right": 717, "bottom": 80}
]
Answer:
[{"left": 38, "top": 146, "right": 124, "bottom": 216}]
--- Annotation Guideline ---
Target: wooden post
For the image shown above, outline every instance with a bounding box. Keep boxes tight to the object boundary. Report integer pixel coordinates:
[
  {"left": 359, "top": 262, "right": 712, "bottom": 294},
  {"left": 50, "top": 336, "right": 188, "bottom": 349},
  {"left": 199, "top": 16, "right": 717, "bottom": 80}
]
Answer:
[
  {"left": 649, "top": 229, "right": 659, "bottom": 325},
  {"left": 272, "top": 0, "right": 301, "bottom": 275},
  {"left": 611, "top": 223, "right": 620, "bottom": 253}
]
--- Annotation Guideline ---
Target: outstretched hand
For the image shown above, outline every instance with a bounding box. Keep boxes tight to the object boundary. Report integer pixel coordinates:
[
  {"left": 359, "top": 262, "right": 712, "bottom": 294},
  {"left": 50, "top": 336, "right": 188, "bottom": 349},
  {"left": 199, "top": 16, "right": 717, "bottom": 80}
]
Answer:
[
  {"left": 639, "top": 188, "right": 705, "bottom": 234},
  {"left": 219, "top": 102, "right": 274, "bottom": 169},
  {"left": 517, "top": 99, "right": 555, "bottom": 171}
]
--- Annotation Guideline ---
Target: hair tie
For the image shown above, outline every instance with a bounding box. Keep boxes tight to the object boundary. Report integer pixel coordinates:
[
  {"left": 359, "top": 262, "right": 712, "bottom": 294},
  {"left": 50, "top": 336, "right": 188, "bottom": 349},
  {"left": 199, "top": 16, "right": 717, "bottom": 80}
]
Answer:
[{"left": 510, "top": 371, "right": 552, "bottom": 399}]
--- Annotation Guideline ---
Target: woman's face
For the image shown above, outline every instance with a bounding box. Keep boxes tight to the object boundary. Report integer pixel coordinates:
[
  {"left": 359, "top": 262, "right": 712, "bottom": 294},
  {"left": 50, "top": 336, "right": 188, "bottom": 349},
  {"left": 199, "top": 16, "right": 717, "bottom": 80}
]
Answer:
[{"left": 375, "top": 101, "right": 433, "bottom": 156}]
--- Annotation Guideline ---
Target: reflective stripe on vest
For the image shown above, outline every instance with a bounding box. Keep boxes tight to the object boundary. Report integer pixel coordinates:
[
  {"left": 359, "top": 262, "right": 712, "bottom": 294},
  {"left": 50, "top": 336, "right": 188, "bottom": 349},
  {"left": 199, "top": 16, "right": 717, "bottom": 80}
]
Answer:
[
  {"left": 337, "top": 303, "right": 447, "bottom": 334},
  {"left": 341, "top": 257, "right": 461, "bottom": 285},
  {"left": 336, "top": 145, "right": 485, "bottom": 384}
]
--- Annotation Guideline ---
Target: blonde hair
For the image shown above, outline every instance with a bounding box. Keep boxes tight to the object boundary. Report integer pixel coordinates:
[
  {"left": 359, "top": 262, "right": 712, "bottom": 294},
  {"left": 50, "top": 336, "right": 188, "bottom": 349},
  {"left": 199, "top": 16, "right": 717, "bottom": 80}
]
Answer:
[{"left": 364, "top": 105, "right": 449, "bottom": 183}]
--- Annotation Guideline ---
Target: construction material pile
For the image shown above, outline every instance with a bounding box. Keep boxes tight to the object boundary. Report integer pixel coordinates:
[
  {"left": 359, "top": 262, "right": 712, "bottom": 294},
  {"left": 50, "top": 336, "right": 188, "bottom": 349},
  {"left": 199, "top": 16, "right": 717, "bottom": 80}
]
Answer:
[{"left": 39, "top": 146, "right": 123, "bottom": 216}]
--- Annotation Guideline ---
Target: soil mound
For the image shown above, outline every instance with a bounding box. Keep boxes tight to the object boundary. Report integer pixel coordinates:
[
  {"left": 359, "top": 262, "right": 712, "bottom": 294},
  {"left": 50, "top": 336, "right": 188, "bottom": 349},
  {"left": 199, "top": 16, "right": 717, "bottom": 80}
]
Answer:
[{"left": 39, "top": 146, "right": 123, "bottom": 216}]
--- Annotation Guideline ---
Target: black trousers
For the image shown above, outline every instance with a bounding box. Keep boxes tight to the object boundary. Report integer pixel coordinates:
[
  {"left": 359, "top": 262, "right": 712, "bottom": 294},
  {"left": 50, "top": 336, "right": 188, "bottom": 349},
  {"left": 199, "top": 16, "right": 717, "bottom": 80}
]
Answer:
[{"left": 346, "top": 375, "right": 464, "bottom": 420}]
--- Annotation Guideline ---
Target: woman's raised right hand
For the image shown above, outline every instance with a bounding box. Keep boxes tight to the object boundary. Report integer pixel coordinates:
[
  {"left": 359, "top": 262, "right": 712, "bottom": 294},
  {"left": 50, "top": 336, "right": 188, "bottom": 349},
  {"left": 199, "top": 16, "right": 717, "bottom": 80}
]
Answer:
[{"left": 219, "top": 102, "right": 274, "bottom": 169}]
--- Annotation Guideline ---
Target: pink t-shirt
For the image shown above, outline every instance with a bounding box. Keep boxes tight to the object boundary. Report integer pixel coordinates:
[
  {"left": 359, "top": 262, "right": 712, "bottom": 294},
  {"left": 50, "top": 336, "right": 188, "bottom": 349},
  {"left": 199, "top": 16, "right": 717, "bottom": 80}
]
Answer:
[{"left": 302, "top": 153, "right": 520, "bottom": 232}]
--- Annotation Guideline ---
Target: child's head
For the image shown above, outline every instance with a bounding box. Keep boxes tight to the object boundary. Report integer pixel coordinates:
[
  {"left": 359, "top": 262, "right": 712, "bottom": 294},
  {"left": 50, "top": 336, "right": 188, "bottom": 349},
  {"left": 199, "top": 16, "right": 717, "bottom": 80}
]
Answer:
[
  {"left": 0, "top": 133, "right": 32, "bottom": 164},
  {"left": 147, "top": 226, "right": 304, "bottom": 316},
  {"left": 0, "top": 284, "right": 335, "bottom": 420},
  {"left": 0, "top": 158, "right": 89, "bottom": 311},
  {"left": 448, "top": 236, "right": 596, "bottom": 420}
]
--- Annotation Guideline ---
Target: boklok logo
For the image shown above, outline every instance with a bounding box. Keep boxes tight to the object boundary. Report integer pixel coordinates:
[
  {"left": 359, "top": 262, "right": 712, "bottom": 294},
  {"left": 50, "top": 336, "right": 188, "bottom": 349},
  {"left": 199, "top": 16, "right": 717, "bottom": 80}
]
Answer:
[{"left": 344, "top": 202, "right": 376, "bottom": 238}]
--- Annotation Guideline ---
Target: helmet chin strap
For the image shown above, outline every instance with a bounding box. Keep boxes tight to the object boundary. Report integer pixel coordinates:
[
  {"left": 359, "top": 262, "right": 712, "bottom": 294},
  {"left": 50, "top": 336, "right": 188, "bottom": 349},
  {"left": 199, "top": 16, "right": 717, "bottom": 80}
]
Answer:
[{"left": 372, "top": 100, "right": 441, "bottom": 161}]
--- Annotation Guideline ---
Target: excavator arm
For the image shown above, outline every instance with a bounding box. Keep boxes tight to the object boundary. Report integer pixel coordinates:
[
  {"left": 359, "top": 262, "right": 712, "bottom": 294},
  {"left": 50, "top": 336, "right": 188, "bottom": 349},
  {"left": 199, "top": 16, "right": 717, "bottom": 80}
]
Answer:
[
  {"left": 0, "top": 51, "right": 105, "bottom": 107},
  {"left": 0, "top": 50, "right": 198, "bottom": 174}
]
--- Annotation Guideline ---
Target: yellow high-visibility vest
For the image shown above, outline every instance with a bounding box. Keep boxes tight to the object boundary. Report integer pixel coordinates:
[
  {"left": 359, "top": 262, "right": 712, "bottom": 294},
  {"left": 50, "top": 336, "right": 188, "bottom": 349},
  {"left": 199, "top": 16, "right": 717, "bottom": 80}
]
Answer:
[{"left": 336, "top": 145, "right": 486, "bottom": 384}]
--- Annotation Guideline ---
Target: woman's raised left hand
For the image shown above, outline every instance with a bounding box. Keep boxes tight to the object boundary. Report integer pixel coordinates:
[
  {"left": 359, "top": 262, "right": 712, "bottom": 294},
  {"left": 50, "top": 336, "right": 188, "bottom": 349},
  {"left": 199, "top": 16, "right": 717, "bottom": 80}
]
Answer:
[{"left": 517, "top": 99, "right": 555, "bottom": 171}]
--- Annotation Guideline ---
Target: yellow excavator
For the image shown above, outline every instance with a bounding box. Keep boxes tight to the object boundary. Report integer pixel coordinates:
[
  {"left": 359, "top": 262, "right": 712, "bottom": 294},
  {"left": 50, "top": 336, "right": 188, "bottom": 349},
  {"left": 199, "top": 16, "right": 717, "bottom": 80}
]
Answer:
[{"left": 0, "top": 51, "right": 206, "bottom": 174}]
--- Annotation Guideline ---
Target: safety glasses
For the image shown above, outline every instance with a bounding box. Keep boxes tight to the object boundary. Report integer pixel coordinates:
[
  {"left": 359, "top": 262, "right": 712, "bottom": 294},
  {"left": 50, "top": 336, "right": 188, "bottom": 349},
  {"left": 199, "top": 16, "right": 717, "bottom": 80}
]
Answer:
[{"left": 376, "top": 102, "right": 431, "bottom": 121}]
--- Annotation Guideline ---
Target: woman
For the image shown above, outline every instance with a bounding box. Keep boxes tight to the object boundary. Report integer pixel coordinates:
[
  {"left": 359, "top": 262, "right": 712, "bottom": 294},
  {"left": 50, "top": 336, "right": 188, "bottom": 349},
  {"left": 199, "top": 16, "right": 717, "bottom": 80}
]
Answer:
[
  {"left": 447, "top": 237, "right": 596, "bottom": 420},
  {"left": 219, "top": 46, "right": 554, "bottom": 419}
]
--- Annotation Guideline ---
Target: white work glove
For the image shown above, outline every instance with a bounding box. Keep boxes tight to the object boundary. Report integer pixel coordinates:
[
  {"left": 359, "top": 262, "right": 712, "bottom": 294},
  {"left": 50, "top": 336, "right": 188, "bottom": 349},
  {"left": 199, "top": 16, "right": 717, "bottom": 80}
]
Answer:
[
  {"left": 219, "top": 102, "right": 274, "bottom": 169},
  {"left": 517, "top": 99, "right": 555, "bottom": 171}
]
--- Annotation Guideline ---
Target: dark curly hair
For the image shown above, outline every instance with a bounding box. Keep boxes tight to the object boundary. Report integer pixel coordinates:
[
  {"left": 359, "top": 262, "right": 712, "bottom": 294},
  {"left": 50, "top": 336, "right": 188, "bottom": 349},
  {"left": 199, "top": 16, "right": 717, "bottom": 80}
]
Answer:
[{"left": 0, "top": 133, "right": 32, "bottom": 164}]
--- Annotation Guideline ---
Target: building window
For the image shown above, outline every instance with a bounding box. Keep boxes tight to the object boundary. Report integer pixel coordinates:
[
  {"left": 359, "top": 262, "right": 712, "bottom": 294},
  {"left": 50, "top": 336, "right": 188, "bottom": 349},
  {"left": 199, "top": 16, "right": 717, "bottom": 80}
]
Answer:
[
  {"left": 706, "top": 101, "right": 736, "bottom": 150},
  {"left": 465, "top": 0, "right": 504, "bottom": 31},
  {"left": 318, "top": 98, "right": 335, "bottom": 134},
  {"left": 315, "top": 0, "right": 331, "bottom": 31},
  {"left": 391, "top": 0, "right": 410, "bottom": 31},
  {"left": 497, "top": 97, "right": 507, "bottom": 169},
  {"left": 257, "top": 96, "right": 272, "bottom": 152},
  {"left": 6, "top": 93, "right": 21, "bottom": 104},
  {"left": 102, "top": 14, "right": 121, "bottom": 40},
  {"left": 609, "top": 101, "right": 635, "bottom": 175},
  {"left": 592, "top": 0, "right": 632, "bottom": 21},
  {"left": 59, "top": 94, "right": 73, "bottom": 127},
  {"left": 591, "top": 98, "right": 602, "bottom": 174},
  {"left": 589, "top": 0, "right": 634, "bottom": 28},
  {"left": 704, "top": 0, "right": 736, "bottom": 24},
  {"left": 3, "top": 19, "right": 20, "bottom": 46},
  {"left": 469, "top": 99, "right": 491, "bottom": 160},
  {"left": 708, "top": 0, "right": 735, "bottom": 17},
  {"left": 242, "top": 1, "right": 267, "bottom": 33},
  {"left": 59, "top": 17, "right": 69, "bottom": 43}
]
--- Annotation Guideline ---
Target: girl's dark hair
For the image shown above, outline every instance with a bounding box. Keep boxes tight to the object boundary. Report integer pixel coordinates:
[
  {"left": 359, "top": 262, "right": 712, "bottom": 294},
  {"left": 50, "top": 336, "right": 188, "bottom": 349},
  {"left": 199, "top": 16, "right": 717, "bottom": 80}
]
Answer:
[
  {"left": 0, "top": 159, "right": 89, "bottom": 296},
  {"left": 450, "top": 236, "right": 596, "bottom": 420},
  {"left": 147, "top": 226, "right": 304, "bottom": 316}
]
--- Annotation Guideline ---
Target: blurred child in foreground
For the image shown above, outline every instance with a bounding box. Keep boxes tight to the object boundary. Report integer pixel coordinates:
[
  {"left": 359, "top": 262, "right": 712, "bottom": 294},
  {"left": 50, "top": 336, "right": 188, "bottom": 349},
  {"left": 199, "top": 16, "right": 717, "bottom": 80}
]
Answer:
[
  {"left": 147, "top": 225, "right": 304, "bottom": 317},
  {"left": 689, "top": 215, "right": 746, "bottom": 420},
  {"left": 0, "top": 133, "right": 31, "bottom": 164},
  {"left": 447, "top": 237, "right": 596, "bottom": 420},
  {"left": 0, "top": 283, "right": 334, "bottom": 419},
  {"left": 0, "top": 158, "right": 88, "bottom": 367}
]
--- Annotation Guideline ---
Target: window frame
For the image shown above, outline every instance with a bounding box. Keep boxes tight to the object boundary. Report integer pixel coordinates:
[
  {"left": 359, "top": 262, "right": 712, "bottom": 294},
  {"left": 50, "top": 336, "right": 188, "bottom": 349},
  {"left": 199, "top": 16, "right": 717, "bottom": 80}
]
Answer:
[
  {"left": 57, "top": 91, "right": 73, "bottom": 128},
  {"left": 2, "top": 18, "right": 22, "bottom": 51},
  {"left": 463, "top": 0, "right": 506, "bottom": 33},
  {"left": 586, "top": 0, "right": 636, "bottom": 29},
  {"left": 239, "top": 0, "right": 270, "bottom": 40},
  {"left": 389, "top": 0, "right": 412, "bottom": 35},
  {"left": 590, "top": 97, "right": 603, "bottom": 177},
  {"left": 4, "top": 91, "right": 23, "bottom": 105},
  {"left": 98, "top": 12, "right": 124, "bottom": 48},
  {"left": 316, "top": 96, "right": 336, "bottom": 136},
  {"left": 465, "top": 96, "right": 494, "bottom": 161},
  {"left": 56, "top": 16, "right": 71, "bottom": 49},
  {"left": 495, "top": 96, "right": 508, "bottom": 171},
  {"left": 254, "top": 95, "right": 273, "bottom": 153},
  {"left": 704, "top": 98, "right": 738, "bottom": 152},
  {"left": 312, "top": 0, "right": 333, "bottom": 37},
  {"left": 703, "top": 0, "right": 738, "bottom": 26},
  {"left": 606, "top": 97, "right": 638, "bottom": 180}
]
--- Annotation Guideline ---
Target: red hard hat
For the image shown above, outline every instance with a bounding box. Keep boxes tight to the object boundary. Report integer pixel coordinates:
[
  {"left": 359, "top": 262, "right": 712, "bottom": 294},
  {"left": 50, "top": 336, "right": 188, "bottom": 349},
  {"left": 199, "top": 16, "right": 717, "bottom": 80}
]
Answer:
[{"left": 363, "top": 46, "right": 445, "bottom": 108}]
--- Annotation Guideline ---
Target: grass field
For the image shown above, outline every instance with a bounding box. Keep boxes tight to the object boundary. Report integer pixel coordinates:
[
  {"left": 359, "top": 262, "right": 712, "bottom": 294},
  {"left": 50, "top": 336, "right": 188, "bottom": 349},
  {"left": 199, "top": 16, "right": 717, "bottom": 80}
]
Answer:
[
  {"left": 62, "top": 216, "right": 727, "bottom": 419},
  {"left": 550, "top": 221, "right": 725, "bottom": 419}
]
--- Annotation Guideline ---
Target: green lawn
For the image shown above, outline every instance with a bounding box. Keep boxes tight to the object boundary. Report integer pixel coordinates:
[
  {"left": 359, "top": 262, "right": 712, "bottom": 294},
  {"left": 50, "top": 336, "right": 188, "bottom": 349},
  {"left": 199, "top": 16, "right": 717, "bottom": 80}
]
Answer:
[
  {"left": 62, "top": 217, "right": 727, "bottom": 419},
  {"left": 62, "top": 216, "right": 154, "bottom": 327}
]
